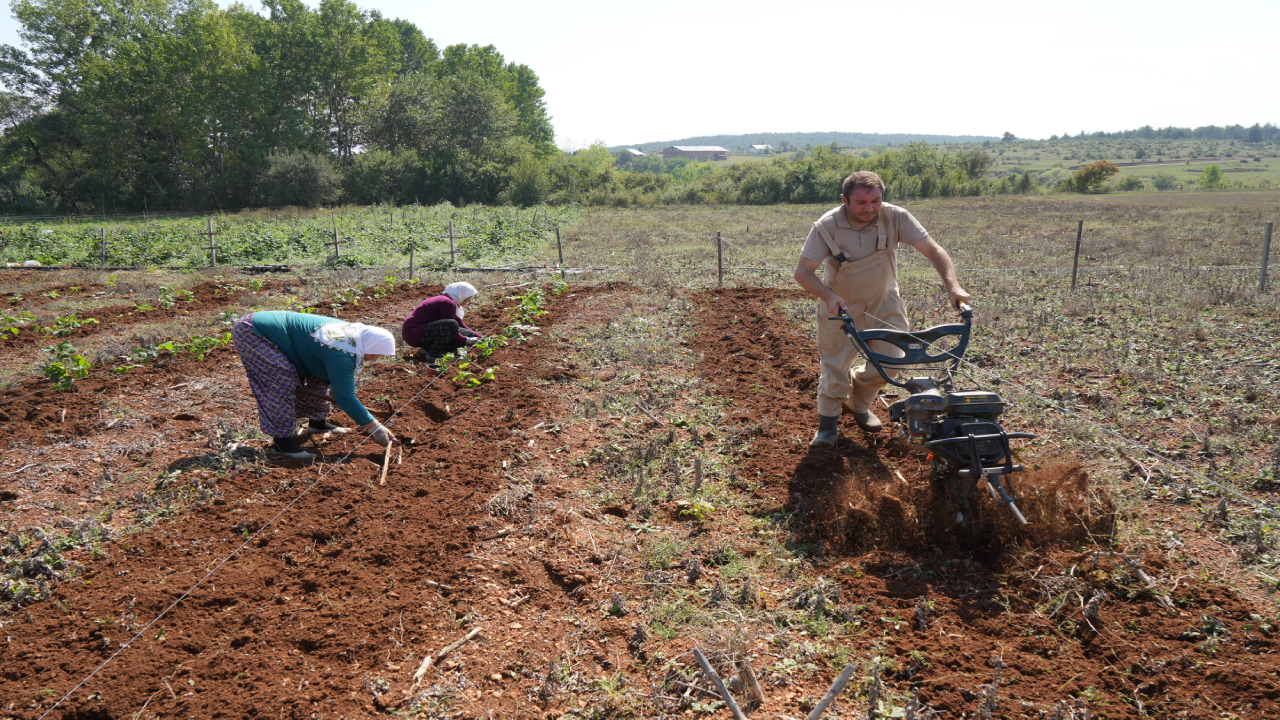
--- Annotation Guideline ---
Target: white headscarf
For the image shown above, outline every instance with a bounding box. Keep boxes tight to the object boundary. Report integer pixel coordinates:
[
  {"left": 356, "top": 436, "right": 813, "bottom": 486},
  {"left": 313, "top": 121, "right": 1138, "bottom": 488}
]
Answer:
[
  {"left": 443, "top": 282, "right": 477, "bottom": 319},
  {"left": 312, "top": 321, "right": 395, "bottom": 362}
]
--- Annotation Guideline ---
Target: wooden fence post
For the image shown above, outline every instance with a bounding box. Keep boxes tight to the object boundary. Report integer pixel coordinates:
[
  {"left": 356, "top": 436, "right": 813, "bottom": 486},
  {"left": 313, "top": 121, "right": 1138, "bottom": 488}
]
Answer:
[
  {"left": 449, "top": 219, "right": 456, "bottom": 268},
  {"left": 330, "top": 228, "right": 340, "bottom": 260},
  {"left": 1070, "top": 220, "right": 1083, "bottom": 292},
  {"left": 1262, "top": 221, "right": 1274, "bottom": 293},
  {"left": 408, "top": 241, "right": 415, "bottom": 281},
  {"left": 201, "top": 218, "right": 218, "bottom": 268},
  {"left": 716, "top": 232, "right": 724, "bottom": 287},
  {"left": 556, "top": 226, "right": 564, "bottom": 266},
  {"left": 100, "top": 227, "right": 107, "bottom": 266}
]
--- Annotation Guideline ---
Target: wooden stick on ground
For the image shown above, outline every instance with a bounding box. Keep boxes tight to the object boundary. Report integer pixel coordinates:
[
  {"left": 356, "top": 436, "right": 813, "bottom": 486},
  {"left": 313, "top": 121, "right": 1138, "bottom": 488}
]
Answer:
[
  {"left": 1125, "top": 557, "right": 1178, "bottom": 614},
  {"left": 410, "top": 627, "right": 482, "bottom": 691},
  {"left": 378, "top": 442, "right": 393, "bottom": 486},
  {"left": 805, "top": 664, "right": 856, "bottom": 720},
  {"left": 738, "top": 659, "right": 766, "bottom": 707},
  {"left": 692, "top": 648, "right": 747, "bottom": 720},
  {"left": 423, "top": 579, "right": 455, "bottom": 593}
]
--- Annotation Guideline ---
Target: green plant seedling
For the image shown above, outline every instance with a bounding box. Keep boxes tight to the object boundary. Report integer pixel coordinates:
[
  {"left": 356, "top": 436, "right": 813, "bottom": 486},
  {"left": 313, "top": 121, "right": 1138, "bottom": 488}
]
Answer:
[
  {"left": 0, "top": 310, "right": 36, "bottom": 335},
  {"left": 679, "top": 500, "right": 714, "bottom": 521},
  {"left": 42, "top": 342, "right": 91, "bottom": 389},
  {"left": 41, "top": 313, "right": 98, "bottom": 335}
]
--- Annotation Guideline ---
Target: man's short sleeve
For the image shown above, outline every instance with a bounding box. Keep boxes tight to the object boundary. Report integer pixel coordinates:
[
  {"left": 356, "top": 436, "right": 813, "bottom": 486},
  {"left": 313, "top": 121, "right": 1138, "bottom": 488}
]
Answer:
[
  {"left": 799, "top": 225, "right": 831, "bottom": 262},
  {"left": 897, "top": 208, "right": 929, "bottom": 246}
]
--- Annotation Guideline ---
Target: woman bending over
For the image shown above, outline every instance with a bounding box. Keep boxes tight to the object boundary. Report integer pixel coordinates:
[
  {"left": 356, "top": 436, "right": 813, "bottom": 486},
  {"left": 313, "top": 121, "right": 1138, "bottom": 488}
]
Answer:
[{"left": 231, "top": 311, "right": 398, "bottom": 459}]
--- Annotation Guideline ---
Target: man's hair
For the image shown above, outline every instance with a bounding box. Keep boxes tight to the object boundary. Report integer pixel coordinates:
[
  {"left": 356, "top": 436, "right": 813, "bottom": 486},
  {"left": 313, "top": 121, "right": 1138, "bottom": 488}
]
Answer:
[{"left": 841, "top": 171, "right": 885, "bottom": 197}]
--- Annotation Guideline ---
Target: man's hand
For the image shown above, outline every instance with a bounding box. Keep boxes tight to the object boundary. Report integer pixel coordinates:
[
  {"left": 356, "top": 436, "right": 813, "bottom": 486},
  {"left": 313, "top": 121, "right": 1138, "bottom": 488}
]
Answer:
[
  {"left": 795, "top": 256, "right": 848, "bottom": 317},
  {"left": 948, "top": 286, "right": 972, "bottom": 310}
]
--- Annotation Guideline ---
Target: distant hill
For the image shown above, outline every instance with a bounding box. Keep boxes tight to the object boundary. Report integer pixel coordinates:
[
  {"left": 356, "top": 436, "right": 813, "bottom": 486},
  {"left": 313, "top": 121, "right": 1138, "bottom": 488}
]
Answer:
[{"left": 610, "top": 131, "right": 1000, "bottom": 153}]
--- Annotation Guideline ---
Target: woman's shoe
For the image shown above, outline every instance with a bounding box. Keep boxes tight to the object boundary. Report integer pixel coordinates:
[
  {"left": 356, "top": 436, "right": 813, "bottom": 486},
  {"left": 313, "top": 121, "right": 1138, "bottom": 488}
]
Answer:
[{"left": 268, "top": 437, "right": 315, "bottom": 459}]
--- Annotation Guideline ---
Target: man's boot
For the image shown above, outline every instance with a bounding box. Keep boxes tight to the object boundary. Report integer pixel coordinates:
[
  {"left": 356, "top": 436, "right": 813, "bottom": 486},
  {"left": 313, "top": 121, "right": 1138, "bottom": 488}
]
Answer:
[
  {"left": 842, "top": 397, "right": 883, "bottom": 432},
  {"left": 810, "top": 414, "right": 840, "bottom": 448}
]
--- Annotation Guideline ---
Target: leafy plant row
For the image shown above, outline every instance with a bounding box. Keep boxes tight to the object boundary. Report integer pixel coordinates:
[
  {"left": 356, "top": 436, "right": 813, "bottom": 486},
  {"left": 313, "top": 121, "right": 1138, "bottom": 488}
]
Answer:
[{"left": 1, "top": 204, "right": 577, "bottom": 268}]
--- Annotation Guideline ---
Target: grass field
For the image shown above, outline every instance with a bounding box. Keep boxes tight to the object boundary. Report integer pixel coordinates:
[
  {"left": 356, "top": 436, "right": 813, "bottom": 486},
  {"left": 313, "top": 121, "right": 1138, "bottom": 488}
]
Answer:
[
  {"left": 708, "top": 138, "right": 1280, "bottom": 190},
  {"left": 1, "top": 192, "right": 1279, "bottom": 719}
]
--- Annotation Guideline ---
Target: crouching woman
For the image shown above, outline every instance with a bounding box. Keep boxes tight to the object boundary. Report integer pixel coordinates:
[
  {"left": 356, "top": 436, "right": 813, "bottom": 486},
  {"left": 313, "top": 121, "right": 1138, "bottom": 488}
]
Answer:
[
  {"left": 231, "top": 311, "right": 398, "bottom": 458},
  {"left": 402, "top": 282, "right": 484, "bottom": 360}
]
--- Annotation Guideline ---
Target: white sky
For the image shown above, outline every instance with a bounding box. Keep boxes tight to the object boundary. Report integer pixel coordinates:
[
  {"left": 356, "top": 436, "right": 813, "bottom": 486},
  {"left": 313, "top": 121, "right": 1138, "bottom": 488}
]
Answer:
[{"left": 2, "top": 0, "right": 1277, "bottom": 148}]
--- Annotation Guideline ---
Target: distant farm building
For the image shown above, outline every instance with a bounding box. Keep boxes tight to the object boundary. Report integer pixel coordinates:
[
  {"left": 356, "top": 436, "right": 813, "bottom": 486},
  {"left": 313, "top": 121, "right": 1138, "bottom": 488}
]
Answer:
[
  {"left": 625, "top": 149, "right": 646, "bottom": 157},
  {"left": 748, "top": 144, "right": 774, "bottom": 155},
  {"left": 661, "top": 145, "right": 728, "bottom": 161}
]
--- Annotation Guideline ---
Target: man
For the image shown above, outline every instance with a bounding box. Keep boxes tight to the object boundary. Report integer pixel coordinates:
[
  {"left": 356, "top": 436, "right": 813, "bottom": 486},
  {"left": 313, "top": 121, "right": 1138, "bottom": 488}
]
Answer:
[{"left": 793, "top": 171, "right": 970, "bottom": 448}]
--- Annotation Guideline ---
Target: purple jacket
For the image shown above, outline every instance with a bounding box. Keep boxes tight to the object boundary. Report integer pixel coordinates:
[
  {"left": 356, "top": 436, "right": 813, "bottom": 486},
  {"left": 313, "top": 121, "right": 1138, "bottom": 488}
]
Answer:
[{"left": 402, "top": 295, "right": 480, "bottom": 347}]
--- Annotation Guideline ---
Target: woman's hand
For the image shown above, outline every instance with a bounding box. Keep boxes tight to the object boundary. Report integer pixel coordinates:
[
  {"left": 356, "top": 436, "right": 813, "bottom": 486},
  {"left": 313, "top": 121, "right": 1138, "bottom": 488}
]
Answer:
[
  {"left": 465, "top": 336, "right": 480, "bottom": 346},
  {"left": 361, "top": 421, "right": 398, "bottom": 445}
]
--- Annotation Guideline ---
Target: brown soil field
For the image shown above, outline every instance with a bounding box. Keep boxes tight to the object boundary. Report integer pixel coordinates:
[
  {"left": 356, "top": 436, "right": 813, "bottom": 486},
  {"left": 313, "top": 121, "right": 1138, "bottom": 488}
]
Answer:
[{"left": 1, "top": 278, "right": 1276, "bottom": 720}]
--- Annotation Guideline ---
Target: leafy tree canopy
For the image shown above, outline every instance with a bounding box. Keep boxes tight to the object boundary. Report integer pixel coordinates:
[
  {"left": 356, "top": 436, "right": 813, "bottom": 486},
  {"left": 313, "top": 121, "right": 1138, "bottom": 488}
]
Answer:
[{"left": 0, "top": 0, "right": 555, "bottom": 212}]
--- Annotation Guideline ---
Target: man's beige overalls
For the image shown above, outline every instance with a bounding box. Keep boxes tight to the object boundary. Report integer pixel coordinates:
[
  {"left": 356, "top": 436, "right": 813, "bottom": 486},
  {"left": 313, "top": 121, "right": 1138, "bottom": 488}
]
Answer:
[{"left": 812, "top": 213, "right": 909, "bottom": 418}]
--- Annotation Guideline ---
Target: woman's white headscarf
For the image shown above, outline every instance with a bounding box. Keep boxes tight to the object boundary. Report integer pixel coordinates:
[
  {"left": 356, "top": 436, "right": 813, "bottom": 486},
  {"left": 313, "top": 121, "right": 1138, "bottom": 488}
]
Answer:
[
  {"left": 443, "top": 282, "right": 478, "bottom": 319},
  {"left": 312, "top": 321, "right": 395, "bottom": 364}
]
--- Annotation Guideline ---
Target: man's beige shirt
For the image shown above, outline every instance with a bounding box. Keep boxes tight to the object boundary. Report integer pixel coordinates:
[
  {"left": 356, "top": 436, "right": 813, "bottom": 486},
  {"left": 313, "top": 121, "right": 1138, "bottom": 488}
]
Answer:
[{"left": 800, "top": 202, "right": 929, "bottom": 281}]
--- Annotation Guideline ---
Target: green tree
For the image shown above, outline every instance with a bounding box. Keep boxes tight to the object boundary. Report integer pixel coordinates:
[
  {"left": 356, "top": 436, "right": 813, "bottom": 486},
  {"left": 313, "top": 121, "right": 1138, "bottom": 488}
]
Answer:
[
  {"left": 312, "top": 0, "right": 397, "bottom": 163},
  {"left": 505, "top": 154, "right": 548, "bottom": 206},
  {"left": 962, "top": 148, "right": 992, "bottom": 178},
  {"left": 1072, "top": 160, "right": 1119, "bottom": 193},
  {"left": 1152, "top": 172, "right": 1177, "bottom": 191},
  {"left": 342, "top": 149, "right": 421, "bottom": 205},
  {"left": 1001, "top": 131, "right": 1016, "bottom": 143},
  {"left": 1115, "top": 176, "right": 1145, "bottom": 191},
  {"left": 256, "top": 150, "right": 343, "bottom": 206},
  {"left": 1016, "top": 170, "right": 1034, "bottom": 194},
  {"left": 1197, "top": 164, "right": 1226, "bottom": 188}
]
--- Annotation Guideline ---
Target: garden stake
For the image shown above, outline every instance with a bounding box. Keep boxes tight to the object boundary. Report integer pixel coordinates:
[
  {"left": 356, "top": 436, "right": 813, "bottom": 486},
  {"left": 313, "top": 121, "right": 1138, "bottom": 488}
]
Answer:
[
  {"left": 1070, "top": 220, "right": 1083, "bottom": 292},
  {"left": 378, "top": 442, "right": 393, "bottom": 486},
  {"left": 716, "top": 232, "right": 724, "bottom": 287},
  {"left": 1261, "top": 221, "right": 1273, "bottom": 292},
  {"left": 805, "top": 664, "right": 855, "bottom": 720},
  {"left": 692, "top": 647, "right": 746, "bottom": 720}
]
